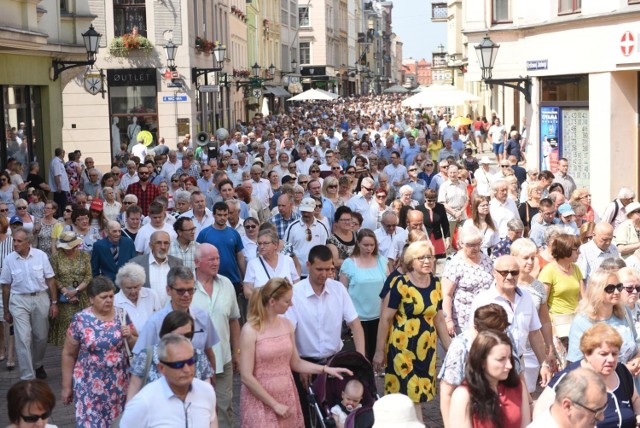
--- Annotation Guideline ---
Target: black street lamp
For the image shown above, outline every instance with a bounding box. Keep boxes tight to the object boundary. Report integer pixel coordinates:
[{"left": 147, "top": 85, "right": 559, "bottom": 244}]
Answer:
[
  {"left": 237, "top": 62, "right": 275, "bottom": 93},
  {"left": 474, "top": 33, "right": 532, "bottom": 103},
  {"left": 192, "top": 44, "right": 227, "bottom": 85},
  {"left": 251, "top": 62, "right": 261, "bottom": 77},
  {"left": 164, "top": 40, "right": 178, "bottom": 71},
  {"left": 52, "top": 24, "right": 102, "bottom": 81}
]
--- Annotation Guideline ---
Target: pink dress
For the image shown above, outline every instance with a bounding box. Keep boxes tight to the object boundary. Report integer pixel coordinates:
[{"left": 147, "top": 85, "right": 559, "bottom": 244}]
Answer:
[{"left": 240, "top": 317, "right": 304, "bottom": 427}]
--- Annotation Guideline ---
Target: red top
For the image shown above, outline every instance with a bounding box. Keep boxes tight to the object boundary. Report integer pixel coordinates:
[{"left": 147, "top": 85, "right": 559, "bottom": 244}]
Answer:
[
  {"left": 126, "top": 182, "right": 159, "bottom": 216},
  {"left": 463, "top": 381, "right": 523, "bottom": 428}
]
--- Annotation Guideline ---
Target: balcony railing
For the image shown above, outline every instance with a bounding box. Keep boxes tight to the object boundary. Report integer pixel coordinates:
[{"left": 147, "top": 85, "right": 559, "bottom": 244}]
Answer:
[{"left": 431, "top": 2, "right": 447, "bottom": 22}]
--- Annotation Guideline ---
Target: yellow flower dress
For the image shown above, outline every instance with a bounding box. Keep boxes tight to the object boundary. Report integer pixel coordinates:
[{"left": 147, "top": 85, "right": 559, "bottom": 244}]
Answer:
[{"left": 384, "top": 274, "right": 442, "bottom": 403}]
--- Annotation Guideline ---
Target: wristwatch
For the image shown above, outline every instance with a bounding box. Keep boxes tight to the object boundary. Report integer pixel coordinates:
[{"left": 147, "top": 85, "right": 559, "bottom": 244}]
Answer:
[{"left": 51, "top": 301, "right": 58, "bottom": 305}]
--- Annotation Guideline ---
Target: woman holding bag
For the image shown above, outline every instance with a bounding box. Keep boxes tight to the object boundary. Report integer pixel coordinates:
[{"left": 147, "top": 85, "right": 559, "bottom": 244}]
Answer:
[
  {"left": 47, "top": 231, "right": 93, "bottom": 347},
  {"left": 417, "top": 188, "right": 450, "bottom": 259},
  {"left": 339, "top": 229, "right": 389, "bottom": 362},
  {"left": 243, "top": 229, "right": 299, "bottom": 298}
]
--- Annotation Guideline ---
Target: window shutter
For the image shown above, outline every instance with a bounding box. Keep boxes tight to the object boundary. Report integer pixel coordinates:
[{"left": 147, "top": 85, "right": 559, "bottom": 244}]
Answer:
[{"left": 154, "top": 0, "right": 182, "bottom": 45}]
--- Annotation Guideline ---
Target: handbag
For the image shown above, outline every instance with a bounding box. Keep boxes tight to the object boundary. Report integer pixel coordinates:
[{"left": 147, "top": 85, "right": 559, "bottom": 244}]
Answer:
[{"left": 551, "top": 312, "right": 576, "bottom": 338}]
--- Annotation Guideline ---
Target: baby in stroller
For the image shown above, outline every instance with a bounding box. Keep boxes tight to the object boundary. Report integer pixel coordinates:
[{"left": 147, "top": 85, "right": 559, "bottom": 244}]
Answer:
[
  {"left": 330, "top": 379, "right": 364, "bottom": 428},
  {"left": 309, "top": 351, "right": 378, "bottom": 428}
]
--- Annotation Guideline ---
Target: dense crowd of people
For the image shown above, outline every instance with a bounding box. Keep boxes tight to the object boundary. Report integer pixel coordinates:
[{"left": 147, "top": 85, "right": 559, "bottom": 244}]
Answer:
[{"left": 3, "top": 93, "right": 640, "bottom": 428}]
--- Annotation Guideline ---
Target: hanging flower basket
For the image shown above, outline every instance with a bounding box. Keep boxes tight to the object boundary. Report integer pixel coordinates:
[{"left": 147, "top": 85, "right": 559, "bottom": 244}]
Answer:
[
  {"left": 109, "top": 32, "right": 153, "bottom": 57},
  {"left": 195, "top": 36, "right": 217, "bottom": 54},
  {"left": 233, "top": 69, "right": 251, "bottom": 78}
]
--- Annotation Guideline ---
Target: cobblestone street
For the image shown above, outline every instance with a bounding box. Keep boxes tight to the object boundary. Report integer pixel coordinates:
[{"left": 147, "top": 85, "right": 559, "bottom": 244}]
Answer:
[{"left": 0, "top": 342, "right": 446, "bottom": 427}]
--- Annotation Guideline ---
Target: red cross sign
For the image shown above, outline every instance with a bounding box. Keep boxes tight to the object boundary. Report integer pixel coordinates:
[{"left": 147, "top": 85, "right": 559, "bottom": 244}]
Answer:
[{"left": 621, "top": 31, "right": 635, "bottom": 57}]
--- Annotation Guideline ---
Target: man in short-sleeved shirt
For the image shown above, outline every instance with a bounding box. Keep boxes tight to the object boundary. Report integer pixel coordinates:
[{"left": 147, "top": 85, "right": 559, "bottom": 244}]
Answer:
[
  {"left": 120, "top": 336, "right": 217, "bottom": 428},
  {"left": 1, "top": 229, "right": 57, "bottom": 380},
  {"left": 284, "top": 198, "right": 329, "bottom": 276},
  {"left": 285, "top": 245, "right": 364, "bottom": 428},
  {"left": 577, "top": 222, "right": 620, "bottom": 284},
  {"left": 196, "top": 202, "right": 246, "bottom": 290},
  {"left": 49, "top": 148, "right": 70, "bottom": 217}
]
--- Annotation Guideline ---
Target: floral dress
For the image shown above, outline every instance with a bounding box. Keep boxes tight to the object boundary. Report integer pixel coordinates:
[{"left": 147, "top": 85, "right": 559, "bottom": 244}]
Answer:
[
  {"left": 442, "top": 253, "right": 494, "bottom": 333},
  {"left": 68, "top": 307, "right": 132, "bottom": 427},
  {"left": 48, "top": 250, "right": 92, "bottom": 346},
  {"left": 384, "top": 274, "right": 442, "bottom": 403},
  {"left": 35, "top": 220, "right": 56, "bottom": 258}
]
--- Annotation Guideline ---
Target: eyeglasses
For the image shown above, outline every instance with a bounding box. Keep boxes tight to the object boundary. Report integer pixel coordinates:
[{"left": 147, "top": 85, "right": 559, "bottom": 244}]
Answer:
[
  {"left": 311, "top": 170, "right": 320, "bottom": 173},
  {"left": 579, "top": 194, "right": 592, "bottom": 199},
  {"left": 572, "top": 400, "right": 607, "bottom": 420},
  {"left": 624, "top": 285, "right": 640, "bottom": 293},
  {"left": 16, "top": 206, "right": 26, "bottom": 210},
  {"left": 160, "top": 354, "right": 197, "bottom": 369},
  {"left": 415, "top": 255, "right": 435, "bottom": 263},
  {"left": 347, "top": 171, "right": 356, "bottom": 175},
  {"left": 362, "top": 186, "right": 373, "bottom": 192},
  {"left": 315, "top": 205, "right": 322, "bottom": 209},
  {"left": 327, "top": 184, "right": 338, "bottom": 189},
  {"left": 500, "top": 165, "right": 509, "bottom": 168},
  {"left": 604, "top": 283, "right": 624, "bottom": 294},
  {"left": 181, "top": 227, "right": 197, "bottom": 233},
  {"left": 496, "top": 269, "right": 520, "bottom": 277},
  {"left": 257, "top": 241, "right": 274, "bottom": 247},
  {"left": 332, "top": 167, "right": 341, "bottom": 170},
  {"left": 408, "top": 168, "right": 417, "bottom": 172},
  {"left": 299, "top": 181, "right": 309, "bottom": 185},
  {"left": 306, "top": 228, "right": 312, "bottom": 241},
  {"left": 20, "top": 411, "right": 52, "bottom": 423},
  {"left": 170, "top": 286, "right": 196, "bottom": 296},
  {"left": 376, "top": 194, "right": 386, "bottom": 199}
]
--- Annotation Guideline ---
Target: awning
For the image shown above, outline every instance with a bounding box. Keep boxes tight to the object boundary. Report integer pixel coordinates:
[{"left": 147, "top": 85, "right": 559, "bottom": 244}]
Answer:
[{"left": 263, "top": 86, "right": 291, "bottom": 97}]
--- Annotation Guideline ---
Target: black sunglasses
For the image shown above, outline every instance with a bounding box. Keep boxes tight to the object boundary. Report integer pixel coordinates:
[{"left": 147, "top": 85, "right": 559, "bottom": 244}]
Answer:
[
  {"left": 21, "top": 411, "right": 51, "bottom": 423},
  {"left": 624, "top": 285, "right": 640, "bottom": 293},
  {"left": 604, "top": 283, "right": 624, "bottom": 294},
  {"left": 170, "top": 286, "right": 196, "bottom": 296},
  {"left": 496, "top": 269, "right": 520, "bottom": 278},
  {"left": 160, "top": 354, "right": 197, "bottom": 369}
]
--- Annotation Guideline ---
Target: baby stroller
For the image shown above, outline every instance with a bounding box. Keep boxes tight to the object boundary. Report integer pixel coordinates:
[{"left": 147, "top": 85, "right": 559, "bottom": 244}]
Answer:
[{"left": 308, "top": 351, "right": 378, "bottom": 428}]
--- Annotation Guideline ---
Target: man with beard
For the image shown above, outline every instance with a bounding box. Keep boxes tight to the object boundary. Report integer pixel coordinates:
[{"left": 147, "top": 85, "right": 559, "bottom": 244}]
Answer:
[
  {"left": 126, "top": 165, "right": 159, "bottom": 216},
  {"left": 131, "top": 231, "right": 183, "bottom": 306}
]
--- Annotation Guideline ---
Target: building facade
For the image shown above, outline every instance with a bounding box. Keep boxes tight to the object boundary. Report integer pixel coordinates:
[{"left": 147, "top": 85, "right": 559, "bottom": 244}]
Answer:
[{"left": 460, "top": 0, "right": 640, "bottom": 210}]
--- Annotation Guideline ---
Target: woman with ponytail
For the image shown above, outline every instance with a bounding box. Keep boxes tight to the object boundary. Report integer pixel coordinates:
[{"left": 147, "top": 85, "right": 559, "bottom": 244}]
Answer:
[{"left": 239, "top": 278, "right": 352, "bottom": 427}]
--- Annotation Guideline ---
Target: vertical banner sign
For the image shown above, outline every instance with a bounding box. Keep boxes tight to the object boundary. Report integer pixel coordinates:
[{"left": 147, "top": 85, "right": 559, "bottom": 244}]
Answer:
[
  {"left": 540, "top": 107, "right": 561, "bottom": 172},
  {"left": 561, "top": 109, "right": 590, "bottom": 190}
]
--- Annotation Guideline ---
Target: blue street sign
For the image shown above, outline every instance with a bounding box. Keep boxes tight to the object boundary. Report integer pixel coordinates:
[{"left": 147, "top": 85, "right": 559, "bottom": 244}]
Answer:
[{"left": 162, "top": 95, "right": 188, "bottom": 102}]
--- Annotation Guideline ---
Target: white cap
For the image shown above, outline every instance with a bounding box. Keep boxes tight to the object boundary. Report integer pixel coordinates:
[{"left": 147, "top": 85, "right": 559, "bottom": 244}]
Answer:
[
  {"left": 299, "top": 197, "right": 316, "bottom": 213},
  {"left": 479, "top": 156, "right": 491, "bottom": 165}
]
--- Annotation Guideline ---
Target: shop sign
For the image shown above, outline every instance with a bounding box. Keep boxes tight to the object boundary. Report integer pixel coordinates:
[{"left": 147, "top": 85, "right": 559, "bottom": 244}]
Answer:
[
  {"left": 107, "top": 68, "right": 156, "bottom": 87},
  {"left": 526, "top": 60, "right": 548, "bottom": 71},
  {"left": 84, "top": 70, "right": 103, "bottom": 95}
]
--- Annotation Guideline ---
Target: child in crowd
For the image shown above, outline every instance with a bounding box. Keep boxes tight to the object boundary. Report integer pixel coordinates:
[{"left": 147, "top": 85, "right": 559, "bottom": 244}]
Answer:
[
  {"left": 28, "top": 189, "right": 45, "bottom": 221},
  {"left": 331, "top": 379, "right": 364, "bottom": 428}
]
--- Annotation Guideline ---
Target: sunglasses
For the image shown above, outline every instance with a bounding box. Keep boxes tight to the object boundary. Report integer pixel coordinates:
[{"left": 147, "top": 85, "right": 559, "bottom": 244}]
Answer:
[
  {"left": 299, "top": 181, "right": 309, "bottom": 185},
  {"left": 362, "top": 186, "right": 373, "bottom": 192},
  {"left": 306, "top": 228, "right": 312, "bottom": 241},
  {"left": 408, "top": 168, "right": 417, "bottom": 172},
  {"left": 347, "top": 171, "right": 356, "bottom": 175},
  {"left": 183, "top": 331, "right": 195, "bottom": 340},
  {"left": 332, "top": 167, "right": 341, "bottom": 170},
  {"left": 170, "top": 286, "right": 196, "bottom": 296},
  {"left": 496, "top": 269, "right": 520, "bottom": 277},
  {"left": 624, "top": 285, "right": 640, "bottom": 293},
  {"left": 123, "top": 201, "right": 134, "bottom": 205},
  {"left": 604, "top": 283, "right": 624, "bottom": 294},
  {"left": 16, "top": 206, "right": 26, "bottom": 210},
  {"left": 311, "top": 170, "right": 320, "bottom": 173},
  {"left": 172, "top": 179, "right": 179, "bottom": 182},
  {"left": 245, "top": 224, "right": 257, "bottom": 229},
  {"left": 160, "top": 355, "right": 197, "bottom": 369},
  {"left": 327, "top": 185, "right": 338, "bottom": 189},
  {"left": 426, "top": 199, "right": 436, "bottom": 203},
  {"left": 21, "top": 411, "right": 51, "bottom": 423},
  {"left": 0, "top": 209, "right": 7, "bottom": 213}
]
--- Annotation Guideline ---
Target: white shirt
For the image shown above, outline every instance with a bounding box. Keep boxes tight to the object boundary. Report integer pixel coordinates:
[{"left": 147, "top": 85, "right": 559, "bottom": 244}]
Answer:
[
  {"left": 346, "top": 194, "right": 378, "bottom": 231},
  {"left": 0, "top": 248, "right": 54, "bottom": 293},
  {"left": 148, "top": 256, "right": 171, "bottom": 307},
  {"left": 474, "top": 167, "right": 494, "bottom": 197},
  {"left": 119, "top": 172, "right": 139, "bottom": 193},
  {"left": 382, "top": 163, "right": 408, "bottom": 190},
  {"left": 284, "top": 278, "right": 359, "bottom": 359},
  {"left": 244, "top": 254, "right": 299, "bottom": 288},
  {"left": 131, "top": 143, "right": 148, "bottom": 160},
  {"left": 119, "top": 377, "right": 217, "bottom": 428},
  {"left": 180, "top": 209, "right": 214, "bottom": 237},
  {"left": 49, "top": 156, "right": 70, "bottom": 192},
  {"left": 295, "top": 157, "right": 314, "bottom": 175},
  {"left": 160, "top": 160, "right": 179, "bottom": 182},
  {"left": 227, "top": 170, "right": 244, "bottom": 187},
  {"left": 489, "top": 197, "right": 519, "bottom": 238},
  {"left": 114, "top": 288, "right": 162, "bottom": 332},
  {"left": 374, "top": 227, "right": 408, "bottom": 261},
  {"left": 251, "top": 178, "right": 273, "bottom": 208},
  {"left": 284, "top": 218, "right": 329, "bottom": 275},
  {"left": 472, "top": 285, "right": 542, "bottom": 356},
  {"left": 134, "top": 223, "right": 178, "bottom": 254}
]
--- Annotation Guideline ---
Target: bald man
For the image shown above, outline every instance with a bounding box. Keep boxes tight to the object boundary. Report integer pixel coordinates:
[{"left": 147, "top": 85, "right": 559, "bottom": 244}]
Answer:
[
  {"left": 406, "top": 209, "right": 427, "bottom": 234},
  {"left": 191, "top": 243, "right": 240, "bottom": 428},
  {"left": 577, "top": 222, "right": 620, "bottom": 283}
]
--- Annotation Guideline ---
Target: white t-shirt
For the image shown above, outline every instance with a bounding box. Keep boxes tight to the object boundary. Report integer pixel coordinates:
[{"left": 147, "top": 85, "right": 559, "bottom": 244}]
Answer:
[
  {"left": 134, "top": 223, "right": 178, "bottom": 254},
  {"left": 243, "top": 254, "right": 299, "bottom": 288}
]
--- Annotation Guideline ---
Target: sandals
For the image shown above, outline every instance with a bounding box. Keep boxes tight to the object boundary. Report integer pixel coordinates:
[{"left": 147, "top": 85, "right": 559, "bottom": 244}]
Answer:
[{"left": 6, "top": 362, "right": 15, "bottom": 371}]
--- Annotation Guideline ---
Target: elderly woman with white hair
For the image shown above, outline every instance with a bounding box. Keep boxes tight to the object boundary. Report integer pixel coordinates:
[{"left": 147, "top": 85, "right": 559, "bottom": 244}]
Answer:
[
  {"left": 114, "top": 262, "right": 162, "bottom": 332},
  {"left": 398, "top": 184, "right": 418, "bottom": 208},
  {"left": 489, "top": 178, "right": 519, "bottom": 239},
  {"left": 519, "top": 166, "right": 540, "bottom": 203},
  {"left": 441, "top": 225, "right": 495, "bottom": 335}
]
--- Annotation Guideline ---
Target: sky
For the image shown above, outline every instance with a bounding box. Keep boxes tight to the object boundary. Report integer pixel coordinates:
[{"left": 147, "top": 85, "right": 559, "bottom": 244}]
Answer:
[{"left": 391, "top": 1, "right": 447, "bottom": 62}]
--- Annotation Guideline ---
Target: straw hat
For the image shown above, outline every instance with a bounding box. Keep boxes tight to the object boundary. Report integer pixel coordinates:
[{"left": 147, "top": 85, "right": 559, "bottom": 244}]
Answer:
[{"left": 57, "top": 231, "right": 83, "bottom": 250}]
